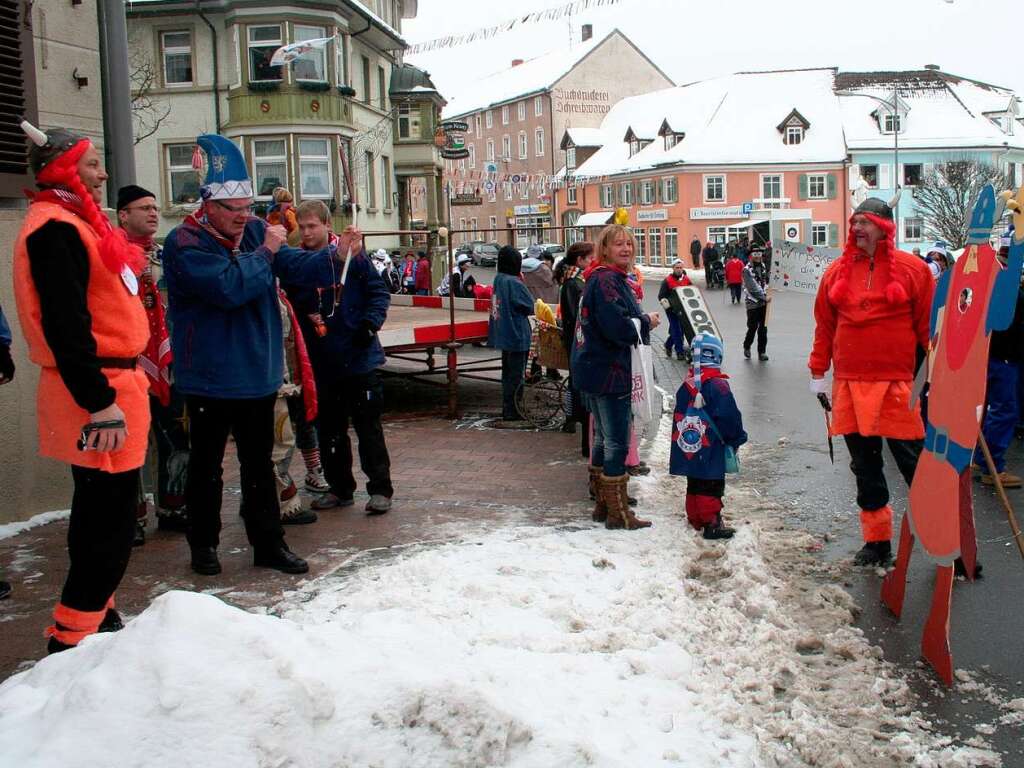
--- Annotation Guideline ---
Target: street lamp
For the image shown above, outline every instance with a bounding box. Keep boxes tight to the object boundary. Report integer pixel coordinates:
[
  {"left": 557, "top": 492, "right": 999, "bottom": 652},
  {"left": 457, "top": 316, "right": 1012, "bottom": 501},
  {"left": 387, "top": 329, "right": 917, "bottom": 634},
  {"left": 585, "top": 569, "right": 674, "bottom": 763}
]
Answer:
[{"left": 837, "top": 86, "right": 905, "bottom": 245}]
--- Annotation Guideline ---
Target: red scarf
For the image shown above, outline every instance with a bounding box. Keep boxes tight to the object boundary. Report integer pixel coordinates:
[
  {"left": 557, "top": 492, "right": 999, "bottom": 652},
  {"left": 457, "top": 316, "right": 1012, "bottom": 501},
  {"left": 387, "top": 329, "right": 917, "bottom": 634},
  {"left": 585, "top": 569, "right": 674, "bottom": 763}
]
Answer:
[
  {"left": 27, "top": 187, "right": 144, "bottom": 275},
  {"left": 126, "top": 231, "right": 173, "bottom": 406},
  {"left": 278, "top": 288, "right": 318, "bottom": 422}
]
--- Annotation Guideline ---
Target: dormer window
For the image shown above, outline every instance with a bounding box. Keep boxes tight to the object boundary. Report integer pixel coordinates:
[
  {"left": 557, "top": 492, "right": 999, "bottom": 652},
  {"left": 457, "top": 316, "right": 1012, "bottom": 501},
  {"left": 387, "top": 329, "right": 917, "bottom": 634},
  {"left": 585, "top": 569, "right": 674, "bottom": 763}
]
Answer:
[
  {"left": 629, "top": 138, "right": 641, "bottom": 157},
  {"left": 777, "top": 108, "right": 810, "bottom": 146},
  {"left": 664, "top": 133, "right": 683, "bottom": 150},
  {"left": 882, "top": 112, "right": 902, "bottom": 134},
  {"left": 623, "top": 127, "right": 650, "bottom": 158},
  {"left": 566, "top": 146, "right": 576, "bottom": 172}
]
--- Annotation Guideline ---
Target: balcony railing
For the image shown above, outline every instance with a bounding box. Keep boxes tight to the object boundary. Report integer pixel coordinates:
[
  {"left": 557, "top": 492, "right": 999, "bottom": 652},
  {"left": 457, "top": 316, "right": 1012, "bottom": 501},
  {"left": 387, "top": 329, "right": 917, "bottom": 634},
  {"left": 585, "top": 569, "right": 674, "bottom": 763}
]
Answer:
[{"left": 226, "top": 87, "right": 353, "bottom": 128}]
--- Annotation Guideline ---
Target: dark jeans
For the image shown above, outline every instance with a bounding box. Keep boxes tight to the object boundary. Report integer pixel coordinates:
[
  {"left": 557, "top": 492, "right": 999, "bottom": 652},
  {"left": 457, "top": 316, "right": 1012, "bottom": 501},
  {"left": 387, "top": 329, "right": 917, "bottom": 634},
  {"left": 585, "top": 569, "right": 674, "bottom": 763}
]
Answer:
[
  {"left": 843, "top": 432, "right": 922, "bottom": 511},
  {"left": 148, "top": 388, "right": 189, "bottom": 510},
  {"left": 62, "top": 466, "right": 139, "bottom": 612},
  {"left": 729, "top": 284, "right": 742, "bottom": 303},
  {"left": 974, "top": 359, "right": 1019, "bottom": 473},
  {"left": 743, "top": 305, "right": 768, "bottom": 354},
  {"left": 665, "top": 313, "right": 686, "bottom": 355},
  {"left": 585, "top": 392, "right": 631, "bottom": 476},
  {"left": 317, "top": 371, "right": 393, "bottom": 499},
  {"left": 185, "top": 394, "right": 284, "bottom": 550},
  {"left": 501, "top": 350, "right": 528, "bottom": 420}
]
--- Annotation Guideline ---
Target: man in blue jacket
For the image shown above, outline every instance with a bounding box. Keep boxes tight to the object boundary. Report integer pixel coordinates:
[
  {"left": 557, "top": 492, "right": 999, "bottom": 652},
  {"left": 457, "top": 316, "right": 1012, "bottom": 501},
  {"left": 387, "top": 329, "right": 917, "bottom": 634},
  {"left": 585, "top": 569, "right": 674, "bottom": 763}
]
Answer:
[
  {"left": 286, "top": 200, "right": 394, "bottom": 514},
  {"left": 162, "top": 134, "right": 356, "bottom": 577}
]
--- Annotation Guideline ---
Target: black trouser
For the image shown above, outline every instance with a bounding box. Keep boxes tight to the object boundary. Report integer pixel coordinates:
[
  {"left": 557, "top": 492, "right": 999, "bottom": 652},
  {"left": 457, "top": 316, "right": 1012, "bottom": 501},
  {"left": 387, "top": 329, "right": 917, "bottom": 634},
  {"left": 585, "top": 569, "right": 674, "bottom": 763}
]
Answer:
[
  {"left": 317, "top": 371, "right": 393, "bottom": 499},
  {"left": 729, "top": 284, "right": 742, "bottom": 303},
  {"left": 501, "top": 350, "right": 528, "bottom": 420},
  {"left": 843, "top": 433, "right": 922, "bottom": 511},
  {"left": 62, "top": 466, "right": 139, "bottom": 612},
  {"left": 185, "top": 394, "right": 284, "bottom": 550},
  {"left": 149, "top": 389, "right": 189, "bottom": 510},
  {"left": 743, "top": 305, "right": 768, "bottom": 354}
]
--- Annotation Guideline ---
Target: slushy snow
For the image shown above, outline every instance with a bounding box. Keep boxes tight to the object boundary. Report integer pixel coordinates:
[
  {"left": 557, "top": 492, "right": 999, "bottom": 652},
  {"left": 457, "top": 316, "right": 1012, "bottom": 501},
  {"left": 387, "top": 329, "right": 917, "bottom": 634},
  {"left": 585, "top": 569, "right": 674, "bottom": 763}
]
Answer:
[{"left": 0, "top": 416, "right": 1002, "bottom": 767}]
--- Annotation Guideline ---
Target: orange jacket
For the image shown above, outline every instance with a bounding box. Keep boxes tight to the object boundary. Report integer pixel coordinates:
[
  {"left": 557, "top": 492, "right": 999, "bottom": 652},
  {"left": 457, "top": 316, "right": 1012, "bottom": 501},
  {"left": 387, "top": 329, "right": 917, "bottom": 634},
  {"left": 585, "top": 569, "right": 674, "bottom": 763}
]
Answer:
[
  {"left": 809, "top": 248, "right": 933, "bottom": 381},
  {"left": 13, "top": 202, "right": 150, "bottom": 472}
]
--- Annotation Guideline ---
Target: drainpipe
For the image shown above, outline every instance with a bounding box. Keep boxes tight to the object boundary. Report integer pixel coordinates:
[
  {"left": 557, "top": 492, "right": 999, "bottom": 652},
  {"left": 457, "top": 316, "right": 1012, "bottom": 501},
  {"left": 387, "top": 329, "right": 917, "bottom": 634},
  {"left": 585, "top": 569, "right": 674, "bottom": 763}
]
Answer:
[{"left": 195, "top": 1, "right": 221, "bottom": 131}]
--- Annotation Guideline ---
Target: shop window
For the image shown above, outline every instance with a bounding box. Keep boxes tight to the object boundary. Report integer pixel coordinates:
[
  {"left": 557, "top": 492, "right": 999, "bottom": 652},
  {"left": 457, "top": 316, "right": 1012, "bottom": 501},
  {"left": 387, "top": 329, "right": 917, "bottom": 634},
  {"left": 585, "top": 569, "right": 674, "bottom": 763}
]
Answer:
[{"left": 649, "top": 228, "right": 662, "bottom": 265}]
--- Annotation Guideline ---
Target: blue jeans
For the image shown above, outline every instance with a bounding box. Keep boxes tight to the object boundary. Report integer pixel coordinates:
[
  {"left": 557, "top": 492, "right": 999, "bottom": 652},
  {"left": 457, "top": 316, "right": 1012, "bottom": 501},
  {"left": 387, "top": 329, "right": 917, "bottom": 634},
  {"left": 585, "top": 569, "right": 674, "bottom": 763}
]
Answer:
[
  {"left": 665, "top": 313, "right": 686, "bottom": 355},
  {"left": 585, "top": 392, "right": 632, "bottom": 476},
  {"left": 974, "top": 358, "right": 1019, "bottom": 472},
  {"left": 501, "top": 350, "right": 528, "bottom": 420}
]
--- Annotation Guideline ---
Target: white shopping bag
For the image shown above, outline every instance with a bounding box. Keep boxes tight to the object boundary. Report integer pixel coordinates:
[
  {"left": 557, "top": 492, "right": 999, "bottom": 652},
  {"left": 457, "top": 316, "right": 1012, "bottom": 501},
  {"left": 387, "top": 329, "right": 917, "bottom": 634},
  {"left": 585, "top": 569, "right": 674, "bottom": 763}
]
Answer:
[{"left": 630, "top": 318, "right": 654, "bottom": 424}]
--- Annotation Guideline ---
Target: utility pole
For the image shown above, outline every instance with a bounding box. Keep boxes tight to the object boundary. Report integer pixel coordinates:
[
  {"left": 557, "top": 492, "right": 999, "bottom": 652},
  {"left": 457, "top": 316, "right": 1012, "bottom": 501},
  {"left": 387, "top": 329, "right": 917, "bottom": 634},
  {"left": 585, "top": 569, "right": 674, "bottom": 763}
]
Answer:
[{"left": 98, "top": 0, "right": 137, "bottom": 194}]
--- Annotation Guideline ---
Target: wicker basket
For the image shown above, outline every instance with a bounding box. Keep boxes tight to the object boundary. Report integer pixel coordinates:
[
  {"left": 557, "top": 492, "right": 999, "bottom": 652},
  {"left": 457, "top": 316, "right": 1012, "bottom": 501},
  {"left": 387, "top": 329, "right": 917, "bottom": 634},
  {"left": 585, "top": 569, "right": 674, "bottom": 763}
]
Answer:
[{"left": 536, "top": 321, "right": 569, "bottom": 371}]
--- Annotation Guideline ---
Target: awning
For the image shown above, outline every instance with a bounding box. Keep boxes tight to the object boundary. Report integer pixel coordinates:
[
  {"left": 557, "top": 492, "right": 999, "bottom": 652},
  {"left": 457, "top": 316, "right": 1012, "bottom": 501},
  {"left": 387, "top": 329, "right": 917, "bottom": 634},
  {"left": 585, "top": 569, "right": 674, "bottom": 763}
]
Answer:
[
  {"left": 733, "top": 213, "right": 772, "bottom": 228},
  {"left": 576, "top": 211, "right": 615, "bottom": 227}
]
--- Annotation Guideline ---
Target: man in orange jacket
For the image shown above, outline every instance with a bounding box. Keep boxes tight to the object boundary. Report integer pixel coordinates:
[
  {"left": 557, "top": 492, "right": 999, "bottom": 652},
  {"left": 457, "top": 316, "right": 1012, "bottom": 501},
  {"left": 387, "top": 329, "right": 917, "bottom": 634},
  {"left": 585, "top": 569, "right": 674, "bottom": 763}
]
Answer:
[
  {"left": 808, "top": 197, "right": 934, "bottom": 566},
  {"left": 14, "top": 122, "right": 151, "bottom": 652}
]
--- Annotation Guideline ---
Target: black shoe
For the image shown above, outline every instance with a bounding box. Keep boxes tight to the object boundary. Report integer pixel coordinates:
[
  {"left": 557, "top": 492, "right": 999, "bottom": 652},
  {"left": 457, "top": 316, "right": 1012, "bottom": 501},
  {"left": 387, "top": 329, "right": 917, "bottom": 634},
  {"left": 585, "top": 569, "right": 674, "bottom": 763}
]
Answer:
[
  {"left": 47, "top": 636, "right": 74, "bottom": 655},
  {"left": 758, "top": 353, "right": 769, "bottom": 362},
  {"left": 0, "top": 580, "right": 10, "bottom": 600},
  {"left": 743, "top": 347, "right": 751, "bottom": 359},
  {"left": 702, "top": 516, "right": 735, "bottom": 540},
  {"left": 254, "top": 545, "right": 309, "bottom": 574},
  {"left": 98, "top": 608, "right": 124, "bottom": 633},
  {"left": 133, "top": 521, "right": 146, "bottom": 547},
  {"left": 156, "top": 508, "right": 189, "bottom": 533},
  {"left": 190, "top": 546, "right": 222, "bottom": 576},
  {"left": 953, "top": 557, "right": 984, "bottom": 579},
  {"left": 560, "top": 421, "right": 576, "bottom": 434},
  {"left": 310, "top": 493, "right": 355, "bottom": 511},
  {"left": 853, "top": 540, "right": 892, "bottom": 566},
  {"left": 281, "top": 508, "right": 318, "bottom": 525}
]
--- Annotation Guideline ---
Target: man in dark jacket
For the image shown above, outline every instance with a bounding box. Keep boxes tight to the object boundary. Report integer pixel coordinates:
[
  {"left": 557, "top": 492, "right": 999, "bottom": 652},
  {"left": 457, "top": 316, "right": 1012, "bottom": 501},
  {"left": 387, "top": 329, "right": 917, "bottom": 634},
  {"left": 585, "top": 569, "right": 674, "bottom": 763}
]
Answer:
[
  {"left": 702, "top": 241, "right": 719, "bottom": 284},
  {"left": 451, "top": 254, "right": 477, "bottom": 298},
  {"left": 489, "top": 246, "right": 534, "bottom": 426},
  {"left": 288, "top": 200, "right": 394, "bottom": 514},
  {"left": 741, "top": 248, "right": 771, "bottom": 361},
  {"left": 690, "top": 236, "right": 702, "bottom": 268},
  {"left": 657, "top": 259, "right": 692, "bottom": 359},
  {"left": 163, "top": 134, "right": 351, "bottom": 577}
]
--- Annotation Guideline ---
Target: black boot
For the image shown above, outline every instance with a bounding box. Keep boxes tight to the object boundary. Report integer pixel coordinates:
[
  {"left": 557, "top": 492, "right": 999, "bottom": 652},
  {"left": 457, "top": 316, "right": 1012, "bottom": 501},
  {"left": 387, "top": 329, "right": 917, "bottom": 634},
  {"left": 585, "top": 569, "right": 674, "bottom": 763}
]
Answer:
[
  {"left": 743, "top": 347, "right": 751, "bottom": 360},
  {"left": 254, "top": 544, "right": 309, "bottom": 574},
  {"left": 853, "top": 540, "right": 892, "bottom": 566},
  {"left": 190, "top": 546, "right": 222, "bottom": 576},
  {"left": 157, "top": 507, "right": 189, "bottom": 533},
  {"left": 133, "top": 520, "right": 146, "bottom": 547},
  {"left": 98, "top": 608, "right": 124, "bottom": 633},
  {"left": 702, "top": 514, "right": 735, "bottom": 540},
  {"left": 47, "top": 635, "right": 74, "bottom": 655}
]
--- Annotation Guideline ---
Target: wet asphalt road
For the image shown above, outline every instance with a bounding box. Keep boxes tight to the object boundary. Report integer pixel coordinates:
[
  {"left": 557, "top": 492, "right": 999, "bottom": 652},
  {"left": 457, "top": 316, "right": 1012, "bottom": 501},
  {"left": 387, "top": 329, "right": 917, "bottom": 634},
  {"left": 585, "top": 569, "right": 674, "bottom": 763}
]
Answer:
[{"left": 639, "top": 273, "right": 1024, "bottom": 765}]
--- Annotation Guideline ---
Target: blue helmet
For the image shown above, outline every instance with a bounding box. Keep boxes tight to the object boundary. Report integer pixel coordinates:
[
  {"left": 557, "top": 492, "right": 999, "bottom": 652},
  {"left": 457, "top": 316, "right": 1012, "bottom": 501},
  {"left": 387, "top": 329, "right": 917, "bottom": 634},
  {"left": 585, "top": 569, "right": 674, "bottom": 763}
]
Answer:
[{"left": 692, "top": 333, "right": 724, "bottom": 369}]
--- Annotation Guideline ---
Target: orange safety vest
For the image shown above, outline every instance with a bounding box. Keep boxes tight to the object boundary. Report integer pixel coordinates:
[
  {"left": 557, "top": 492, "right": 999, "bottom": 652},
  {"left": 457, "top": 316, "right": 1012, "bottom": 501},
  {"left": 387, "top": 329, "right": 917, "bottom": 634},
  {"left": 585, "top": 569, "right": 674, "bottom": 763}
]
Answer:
[{"left": 13, "top": 202, "right": 151, "bottom": 472}]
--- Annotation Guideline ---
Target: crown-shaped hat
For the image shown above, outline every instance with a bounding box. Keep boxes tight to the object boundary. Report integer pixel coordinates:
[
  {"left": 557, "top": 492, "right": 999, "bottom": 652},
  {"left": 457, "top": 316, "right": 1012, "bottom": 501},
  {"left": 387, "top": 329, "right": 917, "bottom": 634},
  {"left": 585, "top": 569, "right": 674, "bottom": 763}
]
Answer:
[
  {"left": 966, "top": 185, "right": 997, "bottom": 245},
  {"left": 197, "top": 134, "right": 253, "bottom": 200}
]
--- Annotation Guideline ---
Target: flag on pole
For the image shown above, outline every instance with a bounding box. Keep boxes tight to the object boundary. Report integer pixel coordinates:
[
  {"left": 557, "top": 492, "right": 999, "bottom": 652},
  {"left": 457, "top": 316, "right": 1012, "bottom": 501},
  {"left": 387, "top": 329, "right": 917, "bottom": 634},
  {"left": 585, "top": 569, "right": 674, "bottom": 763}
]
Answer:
[{"left": 270, "top": 36, "right": 335, "bottom": 67}]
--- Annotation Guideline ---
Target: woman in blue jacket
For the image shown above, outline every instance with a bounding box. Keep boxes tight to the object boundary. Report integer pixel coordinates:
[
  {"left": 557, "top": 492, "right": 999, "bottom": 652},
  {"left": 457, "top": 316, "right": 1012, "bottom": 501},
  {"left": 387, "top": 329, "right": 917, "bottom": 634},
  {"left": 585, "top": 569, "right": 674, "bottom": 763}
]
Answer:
[
  {"left": 571, "top": 225, "right": 661, "bottom": 529},
  {"left": 488, "top": 245, "right": 534, "bottom": 426}
]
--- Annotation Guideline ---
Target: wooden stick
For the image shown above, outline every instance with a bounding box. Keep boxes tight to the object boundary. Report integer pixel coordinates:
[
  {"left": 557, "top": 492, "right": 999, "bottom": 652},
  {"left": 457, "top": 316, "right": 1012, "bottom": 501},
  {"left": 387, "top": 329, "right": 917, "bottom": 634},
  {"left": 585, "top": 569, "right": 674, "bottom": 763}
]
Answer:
[{"left": 976, "top": 431, "right": 1024, "bottom": 561}]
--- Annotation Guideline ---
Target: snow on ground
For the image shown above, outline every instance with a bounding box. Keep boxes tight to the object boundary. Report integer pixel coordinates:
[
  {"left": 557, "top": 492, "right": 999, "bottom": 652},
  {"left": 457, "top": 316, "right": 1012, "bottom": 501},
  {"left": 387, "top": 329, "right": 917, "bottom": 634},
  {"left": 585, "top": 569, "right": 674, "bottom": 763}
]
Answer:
[
  {"left": 0, "top": 509, "right": 70, "bottom": 541},
  {"left": 0, "top": 416, "right": 1002, "bottom": 767}
]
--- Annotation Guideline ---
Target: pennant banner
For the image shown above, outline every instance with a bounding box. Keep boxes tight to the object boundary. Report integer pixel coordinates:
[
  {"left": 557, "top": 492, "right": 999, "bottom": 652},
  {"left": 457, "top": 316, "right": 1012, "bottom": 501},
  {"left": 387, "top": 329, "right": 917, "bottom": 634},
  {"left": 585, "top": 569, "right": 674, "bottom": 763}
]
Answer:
[{"left": 406, "top": 0, "right": 626, "bottom": 55}]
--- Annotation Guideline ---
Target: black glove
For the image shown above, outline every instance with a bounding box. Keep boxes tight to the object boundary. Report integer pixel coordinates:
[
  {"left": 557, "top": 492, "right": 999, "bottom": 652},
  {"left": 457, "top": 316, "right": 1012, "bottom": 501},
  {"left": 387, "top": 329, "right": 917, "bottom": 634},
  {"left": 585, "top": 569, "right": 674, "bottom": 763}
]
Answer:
[
  {"left": 0, "top": 344, "right": 14, "bottom": 382},
  {"left": 354, "top": 321, "right": 376, "bottom": 348}
]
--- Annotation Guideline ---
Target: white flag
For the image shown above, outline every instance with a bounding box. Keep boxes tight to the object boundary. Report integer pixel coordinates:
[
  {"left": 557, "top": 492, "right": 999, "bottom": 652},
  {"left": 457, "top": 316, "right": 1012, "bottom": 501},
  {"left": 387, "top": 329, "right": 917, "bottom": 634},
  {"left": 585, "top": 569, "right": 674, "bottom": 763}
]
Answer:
[{"left": 270, "top": 36, "right": 335, "bottom": 66}]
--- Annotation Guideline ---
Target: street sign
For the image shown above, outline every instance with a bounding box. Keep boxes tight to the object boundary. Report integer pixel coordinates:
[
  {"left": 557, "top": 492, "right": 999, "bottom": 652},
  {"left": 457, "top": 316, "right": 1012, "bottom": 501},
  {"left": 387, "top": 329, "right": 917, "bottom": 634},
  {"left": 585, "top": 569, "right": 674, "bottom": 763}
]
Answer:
[{"left": 741, "top": 202, "right": 754, "bottom": 214}]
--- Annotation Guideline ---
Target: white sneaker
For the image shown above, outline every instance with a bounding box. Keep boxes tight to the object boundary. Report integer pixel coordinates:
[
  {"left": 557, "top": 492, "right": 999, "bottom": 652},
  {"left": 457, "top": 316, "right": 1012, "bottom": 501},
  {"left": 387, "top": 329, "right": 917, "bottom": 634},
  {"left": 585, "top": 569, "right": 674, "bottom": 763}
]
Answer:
[{"left": 304, "top": 469, "right": 330, "bottom": 493}]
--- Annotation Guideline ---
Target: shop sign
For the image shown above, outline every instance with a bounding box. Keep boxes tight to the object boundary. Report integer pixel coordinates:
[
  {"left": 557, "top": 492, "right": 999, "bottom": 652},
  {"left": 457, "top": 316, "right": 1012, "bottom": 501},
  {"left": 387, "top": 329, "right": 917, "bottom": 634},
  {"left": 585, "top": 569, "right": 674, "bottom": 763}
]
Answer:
[
  {"left": 689, "top": 206, "right": 747, "bottom": 220},
  {"left": 437, "top": 121, "right": 470, "bottom": 160},
  {"left": 636, "top": 209, "right": 668, "bottom": 222},
  {"left": 451, "top": 194, "right": 482, "bottom": 206},
  {"left": 514, "top": 204, "right": 550, "bottom": 216}
]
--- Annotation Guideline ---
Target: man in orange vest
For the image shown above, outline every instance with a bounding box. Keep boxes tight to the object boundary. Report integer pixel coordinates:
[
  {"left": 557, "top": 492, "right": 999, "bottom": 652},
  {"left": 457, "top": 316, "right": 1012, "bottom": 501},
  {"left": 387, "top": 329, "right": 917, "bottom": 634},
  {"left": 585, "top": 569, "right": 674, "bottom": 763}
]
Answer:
[{"left": 13, "top": 122, "right": 151, "bottom": 653}]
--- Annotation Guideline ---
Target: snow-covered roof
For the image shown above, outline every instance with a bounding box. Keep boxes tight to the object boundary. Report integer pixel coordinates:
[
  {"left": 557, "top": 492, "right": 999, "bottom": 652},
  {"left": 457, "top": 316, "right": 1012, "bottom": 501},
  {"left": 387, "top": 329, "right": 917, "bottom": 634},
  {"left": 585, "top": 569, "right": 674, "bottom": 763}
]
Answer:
[
  {"left": 562, "top": 127, "right": 605, "bottom": 150},
  {"left": 574, "top": 68, "right": 847, "bottom": 178},
  {"left": 439, "top": 32, "right": 610, "bottom": 118},
  {"left": 839, "top": 71, "right": 1024, "bottom": 151}
]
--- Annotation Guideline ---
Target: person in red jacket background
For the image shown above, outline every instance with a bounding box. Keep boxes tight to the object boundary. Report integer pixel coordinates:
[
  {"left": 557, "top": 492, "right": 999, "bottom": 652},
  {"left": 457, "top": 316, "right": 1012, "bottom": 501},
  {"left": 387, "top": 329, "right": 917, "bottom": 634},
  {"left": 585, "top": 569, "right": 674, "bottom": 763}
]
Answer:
[
  {"left": 808, "top": 197, "right": 934, "bottom": 566},
  {"left": 415, "top": 251, "right": 432, "bottom": 295},
  {"left": 724, "top": 253, "right": 744, "bottom": 304}
]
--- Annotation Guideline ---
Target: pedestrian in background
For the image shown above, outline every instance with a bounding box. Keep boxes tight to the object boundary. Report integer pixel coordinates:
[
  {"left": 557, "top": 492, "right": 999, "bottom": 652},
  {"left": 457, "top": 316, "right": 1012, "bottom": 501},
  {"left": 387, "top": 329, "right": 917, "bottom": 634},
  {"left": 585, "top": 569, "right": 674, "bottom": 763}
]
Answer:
[
  {"left": 558, "top": 241, "right": 594, "bottom": 440},
  {"left": 742, "top": 248, "right": 771, "bottom": 361},
  {"left": 402, "top": 252, "right": 416, "bottom": 294},
  {"left": 725, "top": 251, "right": 744, "bottom": 304},
  {"left": 702, "top": 241, "right": 718, "bottom": 285},
  {"left": 670, "top": 334, "right": 747, "bottom": 539},
  {"left": 415, "top": 251, "right": 432, "bottom": 295},
  {"left": 658, "top": 258, "right": 691, "bottom": 359},
  {"left": 489, "top": 245, "right": 534, "bottom": 427},
  {"left": 690, "top": 235, "right": 702, "bottom": 268},
  {"left": 572, "top": 225, "right": 660, "bottom": 530}
]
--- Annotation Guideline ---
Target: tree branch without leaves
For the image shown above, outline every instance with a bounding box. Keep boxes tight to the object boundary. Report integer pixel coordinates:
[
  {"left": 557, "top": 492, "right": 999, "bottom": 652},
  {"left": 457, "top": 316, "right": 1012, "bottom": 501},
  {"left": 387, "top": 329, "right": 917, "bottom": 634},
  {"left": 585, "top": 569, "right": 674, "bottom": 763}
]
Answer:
[
  {"left": 914, "top": 158, "right": 1007, "bottom": 249},
  {"left": 130, "top": 47, "right": 171, "bottom": 146}
]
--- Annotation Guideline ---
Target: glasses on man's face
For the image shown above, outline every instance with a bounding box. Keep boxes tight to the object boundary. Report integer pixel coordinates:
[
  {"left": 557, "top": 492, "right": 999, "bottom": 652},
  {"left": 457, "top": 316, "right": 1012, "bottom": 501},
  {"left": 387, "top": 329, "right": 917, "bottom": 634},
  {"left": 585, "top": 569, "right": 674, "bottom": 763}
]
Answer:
[
  {"left": 125, "top": 204, "right": 159, "bottom": 214},
  {"left": 214, "top": 200, "right": 255, "bottom": 215}
]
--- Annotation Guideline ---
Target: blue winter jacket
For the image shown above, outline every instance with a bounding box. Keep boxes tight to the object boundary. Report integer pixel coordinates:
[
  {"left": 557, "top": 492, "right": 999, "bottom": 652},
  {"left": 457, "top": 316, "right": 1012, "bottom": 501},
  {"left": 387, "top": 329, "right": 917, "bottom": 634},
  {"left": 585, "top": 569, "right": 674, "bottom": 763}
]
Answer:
[
  {"left": 162, "top": 217, "right": 338, "bottom": 398},
  {"left": 669, "top": 374, "right": 747, "bottom": 479},
  {"left": 0, "top": 303, "right": 11, "bottom": 346},
  {"left": 571, "top": 266, "right": 650, "bottom": 396},
  {"left": 283, "top": 249, "right": 390, "bottom": 384},
  {"left": 488, "top": 272, "right": 534, "bottom": 352}
]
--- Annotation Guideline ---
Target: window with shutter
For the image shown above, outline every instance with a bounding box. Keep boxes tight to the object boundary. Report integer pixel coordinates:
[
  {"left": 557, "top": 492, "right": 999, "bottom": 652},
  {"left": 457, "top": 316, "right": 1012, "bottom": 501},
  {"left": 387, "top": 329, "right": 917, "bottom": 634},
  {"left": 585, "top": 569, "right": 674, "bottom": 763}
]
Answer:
[{"left": 0, "top": 0, "right": 36, "bottom": 197}]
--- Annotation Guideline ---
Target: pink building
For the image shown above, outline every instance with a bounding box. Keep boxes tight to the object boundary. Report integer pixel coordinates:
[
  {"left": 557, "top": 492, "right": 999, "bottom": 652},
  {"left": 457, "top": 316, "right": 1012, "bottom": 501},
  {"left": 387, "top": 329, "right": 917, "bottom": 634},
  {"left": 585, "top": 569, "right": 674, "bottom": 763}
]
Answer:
[{"left": 556, "top": 68, "right": 851, "bottom": 264}]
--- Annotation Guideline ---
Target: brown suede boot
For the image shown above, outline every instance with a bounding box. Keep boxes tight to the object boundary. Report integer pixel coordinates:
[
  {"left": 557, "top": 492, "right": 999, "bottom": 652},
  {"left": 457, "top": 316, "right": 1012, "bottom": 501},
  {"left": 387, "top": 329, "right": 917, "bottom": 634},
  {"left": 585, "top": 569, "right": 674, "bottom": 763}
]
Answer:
[
  {"left": 600, "top": 474, "right": 652, "bottom": 530},
  {"left": 589, "top": 466, "right": 607, "bottom": 522}
]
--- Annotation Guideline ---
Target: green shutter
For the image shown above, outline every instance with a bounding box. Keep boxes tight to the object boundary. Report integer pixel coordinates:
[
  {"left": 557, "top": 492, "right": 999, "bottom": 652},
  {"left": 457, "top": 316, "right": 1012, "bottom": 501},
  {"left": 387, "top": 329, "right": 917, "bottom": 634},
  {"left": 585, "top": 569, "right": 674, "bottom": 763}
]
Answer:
[
  {"left": 828, "top": 223, "right": 839, "bottom": 247},
  {"left": 826, "top": 173, "right": 837, "bottom": 200},
  {"left": 797, "top": 174, "right": 808, "bottom": 201}
]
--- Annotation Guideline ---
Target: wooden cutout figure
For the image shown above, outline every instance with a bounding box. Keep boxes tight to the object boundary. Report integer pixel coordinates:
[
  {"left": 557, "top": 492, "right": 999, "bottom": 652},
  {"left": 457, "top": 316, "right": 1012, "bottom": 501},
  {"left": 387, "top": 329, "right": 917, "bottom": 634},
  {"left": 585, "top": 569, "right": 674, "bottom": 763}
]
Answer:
[{"left": 881, "top": 185, "right": 1024, "bottom": 685}]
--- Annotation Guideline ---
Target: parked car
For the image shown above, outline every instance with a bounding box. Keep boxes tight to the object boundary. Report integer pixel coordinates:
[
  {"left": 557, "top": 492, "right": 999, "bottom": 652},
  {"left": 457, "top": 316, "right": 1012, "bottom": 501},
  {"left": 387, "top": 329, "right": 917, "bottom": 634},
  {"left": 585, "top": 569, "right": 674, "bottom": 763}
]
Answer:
[
  {"left": 536, "top": 242, "right": 565, "bottom": 260},
  {"left": 471, "top": 242, "right": 500, "bottom": 267}
]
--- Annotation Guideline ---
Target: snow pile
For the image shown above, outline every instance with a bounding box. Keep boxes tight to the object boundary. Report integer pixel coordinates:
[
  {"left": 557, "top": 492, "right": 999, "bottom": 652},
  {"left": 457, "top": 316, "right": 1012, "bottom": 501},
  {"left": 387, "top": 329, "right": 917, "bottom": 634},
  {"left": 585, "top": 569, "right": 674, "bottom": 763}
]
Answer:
[
  {"left": 0, "top": 416, "right": 1002, "bottom": 767},
  {"left": 0, "top": 509, "right": 70, "bottom": 541}
]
